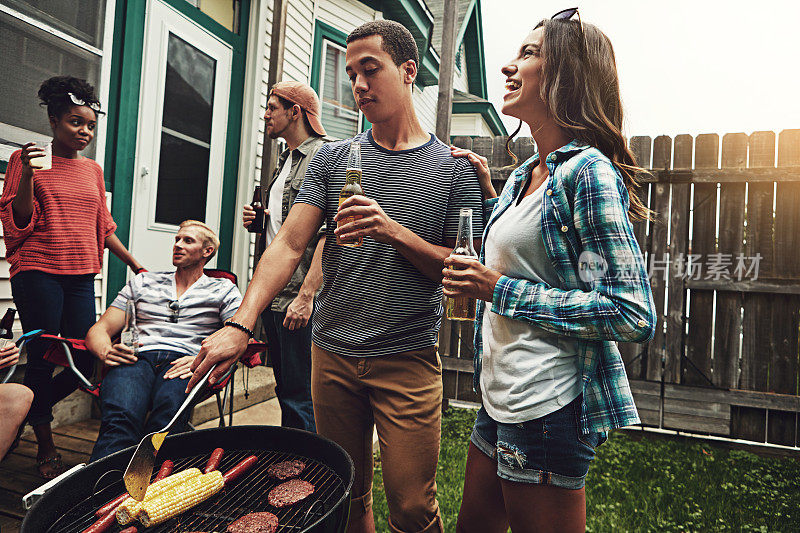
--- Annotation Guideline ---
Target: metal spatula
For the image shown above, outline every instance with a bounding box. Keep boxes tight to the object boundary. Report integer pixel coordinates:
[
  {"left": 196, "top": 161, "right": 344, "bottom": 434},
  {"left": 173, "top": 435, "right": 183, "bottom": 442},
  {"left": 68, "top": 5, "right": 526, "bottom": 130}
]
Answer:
[{"left": 122, "top": 365, "right": 217, "bottom": 500}]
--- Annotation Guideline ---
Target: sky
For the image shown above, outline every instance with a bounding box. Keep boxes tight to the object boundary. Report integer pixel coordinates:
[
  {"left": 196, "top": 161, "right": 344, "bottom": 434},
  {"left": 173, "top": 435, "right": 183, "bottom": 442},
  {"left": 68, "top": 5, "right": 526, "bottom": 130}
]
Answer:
[{"left": 480, "top": 0, "right": 800, "bottom": 140}]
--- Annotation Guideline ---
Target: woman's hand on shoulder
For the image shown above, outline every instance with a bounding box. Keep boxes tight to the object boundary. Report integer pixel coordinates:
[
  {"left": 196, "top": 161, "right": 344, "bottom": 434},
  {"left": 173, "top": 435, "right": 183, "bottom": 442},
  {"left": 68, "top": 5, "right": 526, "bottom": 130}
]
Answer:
[
  {"left": 442, "top": 255, "right": 501, "bottom": 302},
  {"left": 450, "top": 145, "right": 496, "bottom": 199}
]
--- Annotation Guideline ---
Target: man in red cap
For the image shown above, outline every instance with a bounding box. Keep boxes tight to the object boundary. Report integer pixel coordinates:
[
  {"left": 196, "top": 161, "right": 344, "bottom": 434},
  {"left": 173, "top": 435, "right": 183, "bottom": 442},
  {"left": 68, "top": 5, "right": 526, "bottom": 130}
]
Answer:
[{"left": 240, "top": 81, "right": 327, "bottom": 432}]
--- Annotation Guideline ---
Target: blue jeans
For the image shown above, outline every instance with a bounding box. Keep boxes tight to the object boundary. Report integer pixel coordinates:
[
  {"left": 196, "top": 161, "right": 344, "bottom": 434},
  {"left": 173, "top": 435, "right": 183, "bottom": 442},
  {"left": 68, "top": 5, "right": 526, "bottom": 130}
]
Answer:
[
  {"left": 90, "top": 350, "right": 191, "bottom": 461},
  {"left": 471, "top": 394, "right": 606, "bottom": 489},
  {"left": 262, "top": 308, "right": 316, "bottom": 432},
  {"left": 10, "top": 270, "right": 96, "bottom": 426}
]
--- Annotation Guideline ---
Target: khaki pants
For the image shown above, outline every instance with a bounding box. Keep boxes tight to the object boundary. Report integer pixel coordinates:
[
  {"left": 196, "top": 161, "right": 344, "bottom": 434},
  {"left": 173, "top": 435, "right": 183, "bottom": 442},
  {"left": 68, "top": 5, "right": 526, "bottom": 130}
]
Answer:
[{"left": 311, "top": 344, "right": 444, "bottom": 533}]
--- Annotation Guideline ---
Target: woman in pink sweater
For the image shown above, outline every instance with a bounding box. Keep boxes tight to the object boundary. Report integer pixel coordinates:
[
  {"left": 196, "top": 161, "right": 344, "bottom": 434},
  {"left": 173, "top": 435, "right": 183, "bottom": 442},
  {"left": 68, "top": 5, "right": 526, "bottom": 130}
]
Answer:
[{"left": 0, "top": 76, "right": 143, "bottom": 478}]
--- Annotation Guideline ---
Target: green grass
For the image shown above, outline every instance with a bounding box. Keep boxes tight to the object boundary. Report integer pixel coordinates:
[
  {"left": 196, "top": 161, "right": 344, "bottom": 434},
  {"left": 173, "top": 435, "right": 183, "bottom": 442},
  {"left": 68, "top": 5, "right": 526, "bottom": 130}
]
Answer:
[{"left": 371, "top": 408, "right": 800, "bottom": 532}]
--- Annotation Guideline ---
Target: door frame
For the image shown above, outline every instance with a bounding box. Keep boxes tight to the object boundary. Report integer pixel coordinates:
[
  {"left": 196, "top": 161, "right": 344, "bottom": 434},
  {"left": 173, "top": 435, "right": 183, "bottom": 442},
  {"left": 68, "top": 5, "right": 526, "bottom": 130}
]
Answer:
[
  {"left": 104, "top": 0, "right": 250, "bottom": 301},
  {"left": 131, "top": 0, "right": 232, "bottom": 270}
]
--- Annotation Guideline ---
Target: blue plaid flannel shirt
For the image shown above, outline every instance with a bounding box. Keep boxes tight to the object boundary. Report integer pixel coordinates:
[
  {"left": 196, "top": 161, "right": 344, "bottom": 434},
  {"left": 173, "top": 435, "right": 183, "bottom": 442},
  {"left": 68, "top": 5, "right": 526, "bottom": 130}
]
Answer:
[{"left": 474, "top": 140, "right": 656, "bottom": 435}]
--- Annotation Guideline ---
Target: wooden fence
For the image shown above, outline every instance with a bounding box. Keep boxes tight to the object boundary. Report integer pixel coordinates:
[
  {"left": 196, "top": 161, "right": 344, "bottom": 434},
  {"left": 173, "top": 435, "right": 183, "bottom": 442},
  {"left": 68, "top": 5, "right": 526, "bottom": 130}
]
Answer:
[{"left": 441, "top": 130, "right": 800, "bottom": 448}]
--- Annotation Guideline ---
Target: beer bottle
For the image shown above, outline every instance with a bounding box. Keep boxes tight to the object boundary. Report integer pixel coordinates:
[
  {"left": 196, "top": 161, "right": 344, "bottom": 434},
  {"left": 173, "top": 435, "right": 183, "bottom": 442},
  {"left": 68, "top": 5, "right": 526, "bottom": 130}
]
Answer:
[
  {"left": 337, "top": 141, "right": 364, "bottom": 247},
  {"left": 0, "top": 308, "right": 15, "bottom": 348},
  {"left": 444, "top": 208, "right": 478, "bottom": 321},
  {"left": 120, "top": 300, "right": 139, "bottom": 354},
  {"left": 248, "top": 186, "right": 265, "bottom": 234}
]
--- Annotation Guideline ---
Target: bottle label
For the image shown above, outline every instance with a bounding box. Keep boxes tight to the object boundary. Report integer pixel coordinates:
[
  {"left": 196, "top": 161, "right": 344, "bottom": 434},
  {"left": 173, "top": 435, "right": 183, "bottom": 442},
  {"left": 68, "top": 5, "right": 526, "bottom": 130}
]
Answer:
[{"left": 346, "top": 169, "right": 362, "bottom": 183}]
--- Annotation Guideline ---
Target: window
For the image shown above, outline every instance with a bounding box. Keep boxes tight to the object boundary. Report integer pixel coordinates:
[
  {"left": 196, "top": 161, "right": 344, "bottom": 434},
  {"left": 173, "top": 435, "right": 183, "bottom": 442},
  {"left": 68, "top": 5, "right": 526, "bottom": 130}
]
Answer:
[
  {"left": 319, "top": 41, "right": 362, "bottom": 139},
  {"left": 154, "top": 33, "right": 217, "bottom": 225},
  {"left": 0, "top": 2, "right": 107, "bottom": 162},
  {"left": 185, "top": 0, "right": 241, "bottom": 34}
]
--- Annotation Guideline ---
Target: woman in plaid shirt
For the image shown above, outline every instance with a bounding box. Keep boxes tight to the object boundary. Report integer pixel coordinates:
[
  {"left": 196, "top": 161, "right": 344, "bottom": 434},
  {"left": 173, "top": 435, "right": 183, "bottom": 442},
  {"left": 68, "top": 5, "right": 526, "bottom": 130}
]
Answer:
[{"left": 444, "top": 9, "right": 656, "bottom": 533}]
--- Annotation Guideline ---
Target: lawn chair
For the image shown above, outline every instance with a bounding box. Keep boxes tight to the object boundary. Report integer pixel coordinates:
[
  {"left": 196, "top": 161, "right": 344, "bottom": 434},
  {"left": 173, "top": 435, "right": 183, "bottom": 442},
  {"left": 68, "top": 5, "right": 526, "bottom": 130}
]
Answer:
[
  {"left": 1, "top": 329, "right": 46, "bottom": 384},
  {"left": 38, "top": 268, "right": 266, "bottom": 427},
  {"left": 40, "top": 335, "right": 264, "bottom": 427}
]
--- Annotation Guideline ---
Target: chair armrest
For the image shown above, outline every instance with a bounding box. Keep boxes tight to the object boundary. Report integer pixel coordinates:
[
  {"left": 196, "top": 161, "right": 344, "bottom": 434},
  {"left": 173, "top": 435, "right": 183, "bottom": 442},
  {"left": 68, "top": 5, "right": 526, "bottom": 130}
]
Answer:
[
  {"left": 40, "top": 334, "right": 96, "bottom": 391},
  {"left": 2, "top": 329, "right": 45, "bottom": 384}
]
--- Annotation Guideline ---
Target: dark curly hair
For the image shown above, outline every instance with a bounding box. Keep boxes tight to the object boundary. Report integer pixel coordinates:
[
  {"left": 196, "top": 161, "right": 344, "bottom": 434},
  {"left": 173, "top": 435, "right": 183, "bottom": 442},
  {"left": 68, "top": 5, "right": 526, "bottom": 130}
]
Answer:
[
  {"left": 346, "top": 20, "right": 419, "bottom": 68},
  {"left": 37, "top": 76, "right": 104, "bottom": 119}
]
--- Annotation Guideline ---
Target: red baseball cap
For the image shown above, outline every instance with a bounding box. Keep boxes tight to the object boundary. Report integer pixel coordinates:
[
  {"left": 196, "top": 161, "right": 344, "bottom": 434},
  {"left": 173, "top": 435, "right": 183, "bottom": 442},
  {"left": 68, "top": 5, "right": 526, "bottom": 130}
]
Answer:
[{"left": 269, "top": 81, "right": 327, "bottom": 137}]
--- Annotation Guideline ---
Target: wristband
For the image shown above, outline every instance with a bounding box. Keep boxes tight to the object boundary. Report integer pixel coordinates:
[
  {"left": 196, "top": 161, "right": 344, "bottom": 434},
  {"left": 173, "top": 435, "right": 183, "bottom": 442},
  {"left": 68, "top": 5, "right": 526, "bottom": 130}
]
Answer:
[{"left": 224, "top": 320, "right": 254, "bottom": 338}]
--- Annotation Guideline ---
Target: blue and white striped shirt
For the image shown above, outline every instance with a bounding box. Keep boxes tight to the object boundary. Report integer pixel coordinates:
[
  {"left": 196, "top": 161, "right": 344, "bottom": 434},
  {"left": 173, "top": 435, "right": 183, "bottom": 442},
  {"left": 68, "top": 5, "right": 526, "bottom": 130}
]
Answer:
[
  {"left": 295, "top": 130, "right": 484, "bottom": 356},
  {"left": 111, "top": 272, "right": 242, "bottom": 357}
]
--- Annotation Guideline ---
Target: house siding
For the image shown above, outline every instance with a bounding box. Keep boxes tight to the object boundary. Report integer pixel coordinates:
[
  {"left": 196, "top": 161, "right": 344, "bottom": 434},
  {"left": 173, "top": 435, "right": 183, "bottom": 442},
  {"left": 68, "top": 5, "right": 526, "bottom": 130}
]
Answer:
[
  {"left": 454, "top": 42, "right": 469, "bottom": 92},
  {"left": 451, "top": 113, "right": 493, "bottom": 137}
]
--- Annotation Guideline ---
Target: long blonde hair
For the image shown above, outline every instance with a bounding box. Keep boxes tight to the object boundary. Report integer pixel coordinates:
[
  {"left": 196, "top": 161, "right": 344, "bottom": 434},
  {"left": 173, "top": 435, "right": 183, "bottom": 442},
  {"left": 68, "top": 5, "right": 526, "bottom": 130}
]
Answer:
[{"left": 534, "top": 18, "right": 652, "bottom": 221}]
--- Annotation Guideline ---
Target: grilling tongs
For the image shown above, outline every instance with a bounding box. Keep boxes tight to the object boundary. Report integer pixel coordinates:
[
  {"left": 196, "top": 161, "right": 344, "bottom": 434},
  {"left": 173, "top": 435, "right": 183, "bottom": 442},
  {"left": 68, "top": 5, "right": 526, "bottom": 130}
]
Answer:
[{"left": 122, "top": 364, "right": 218, "bottom": 500}]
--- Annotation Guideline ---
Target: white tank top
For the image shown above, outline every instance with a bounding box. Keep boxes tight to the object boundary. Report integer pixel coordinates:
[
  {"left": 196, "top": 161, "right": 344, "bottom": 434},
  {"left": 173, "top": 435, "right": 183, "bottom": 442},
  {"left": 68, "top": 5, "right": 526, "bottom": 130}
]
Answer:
[
  {"left": 480, "top": 179, "right": 582, "bottom": 423},
  {"left": 265, "top": 153, "right": 293, "bottom": 245}
]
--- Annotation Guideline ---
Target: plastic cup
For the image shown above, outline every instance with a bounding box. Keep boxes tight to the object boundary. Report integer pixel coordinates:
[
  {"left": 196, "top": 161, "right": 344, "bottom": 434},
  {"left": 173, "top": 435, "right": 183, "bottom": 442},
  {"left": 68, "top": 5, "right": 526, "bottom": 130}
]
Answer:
[{"left": 29, "top": 142, "right": 52, "bottom": 171}]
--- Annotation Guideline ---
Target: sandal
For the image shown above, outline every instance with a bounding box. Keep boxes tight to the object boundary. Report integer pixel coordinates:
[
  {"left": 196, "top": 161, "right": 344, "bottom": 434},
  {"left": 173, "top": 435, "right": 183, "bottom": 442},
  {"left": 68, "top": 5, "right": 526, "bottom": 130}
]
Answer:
[{"left": 37, "top": 453, "right": 66, "bottom": 480}]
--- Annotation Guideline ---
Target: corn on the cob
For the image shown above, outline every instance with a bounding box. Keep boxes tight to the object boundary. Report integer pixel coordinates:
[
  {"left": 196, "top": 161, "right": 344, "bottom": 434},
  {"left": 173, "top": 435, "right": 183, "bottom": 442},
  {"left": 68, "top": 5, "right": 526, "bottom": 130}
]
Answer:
[
  {"left": 116, "top": 468, "right": 202, "bottom": 525},
  {"left": 139, "top": 470, "right": 224, "bottom": 527}
]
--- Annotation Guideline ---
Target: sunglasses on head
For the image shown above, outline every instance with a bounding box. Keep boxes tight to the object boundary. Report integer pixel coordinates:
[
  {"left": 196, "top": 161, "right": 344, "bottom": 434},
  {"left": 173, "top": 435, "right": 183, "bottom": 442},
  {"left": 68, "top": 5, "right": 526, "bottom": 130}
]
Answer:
[{"left": 535, "top": 7, "right": 586, "bottom": 55}]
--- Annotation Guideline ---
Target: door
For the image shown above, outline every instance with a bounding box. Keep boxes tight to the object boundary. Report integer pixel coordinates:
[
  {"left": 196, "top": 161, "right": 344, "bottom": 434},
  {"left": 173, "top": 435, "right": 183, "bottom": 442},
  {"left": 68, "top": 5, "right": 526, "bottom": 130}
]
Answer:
[{"left": 130, "top": 0, "right": 232, "bottom": 271}]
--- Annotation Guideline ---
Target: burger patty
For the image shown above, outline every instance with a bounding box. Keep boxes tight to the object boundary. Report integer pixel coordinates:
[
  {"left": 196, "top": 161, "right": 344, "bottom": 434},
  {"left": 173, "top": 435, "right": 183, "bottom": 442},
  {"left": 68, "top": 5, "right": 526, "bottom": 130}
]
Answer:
[
  {"left": 267, "top": 479, "right": 315, "bottom": 508},
  {"left": 266, "top": 459, "right": 306, "bottom": 480},
  {"left": 226, "top": 512, "right": 279, "bottom": 533}
]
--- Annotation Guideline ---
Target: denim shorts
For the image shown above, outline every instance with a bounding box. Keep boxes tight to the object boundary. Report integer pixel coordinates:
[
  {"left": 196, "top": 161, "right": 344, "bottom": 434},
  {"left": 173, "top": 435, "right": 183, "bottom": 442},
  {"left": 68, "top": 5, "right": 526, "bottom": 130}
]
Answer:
[{"left": 470, "top": 395, "right": 606, "bottom": 489}]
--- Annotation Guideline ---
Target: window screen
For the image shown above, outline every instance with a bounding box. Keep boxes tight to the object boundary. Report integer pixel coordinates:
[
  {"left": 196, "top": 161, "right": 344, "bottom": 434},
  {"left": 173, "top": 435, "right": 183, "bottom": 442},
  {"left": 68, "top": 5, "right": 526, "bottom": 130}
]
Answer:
[
  {"left": 3, "top": 0, "right": 106, "bottom": 48},
  {"left": 320, "top": 41, "right": 360, "bottom": 139},
  {"left": 0, "top": 8, "right": 104, "bottom": 161}
]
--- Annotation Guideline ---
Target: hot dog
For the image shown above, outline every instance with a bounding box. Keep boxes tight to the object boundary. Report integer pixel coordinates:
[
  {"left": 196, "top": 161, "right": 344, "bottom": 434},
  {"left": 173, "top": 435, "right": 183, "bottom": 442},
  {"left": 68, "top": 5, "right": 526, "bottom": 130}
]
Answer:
[
  {"left": 204, "top": 448, "right": 224, "bottom": 473},
  {"left": 120, "top": 527, "right": 138, "bottom": 533},
  {"left": 155, "top": 459, "right": 174, "bottom": 481},
  {"left": 94, "top": 459, "right": 174, "bottom": 517},
  {"left": 222, "top": 455, "right": 258, "bottom": 485},
  {"left": 93, "top": 492, "right": 128, "bottom": 519},
  {"left": 81, "top": 509, "right": 116, "bottom": 533}
]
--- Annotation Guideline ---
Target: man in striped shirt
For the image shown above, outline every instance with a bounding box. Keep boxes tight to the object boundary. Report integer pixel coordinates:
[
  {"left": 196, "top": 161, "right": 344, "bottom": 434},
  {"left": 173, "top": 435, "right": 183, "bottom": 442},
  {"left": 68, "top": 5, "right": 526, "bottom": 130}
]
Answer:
[
  {"left": 191, "top": 21, "right": 483, "bottom": 533},
  {"left": 86, "top": 221, "right": 241, "bottom": 461}
]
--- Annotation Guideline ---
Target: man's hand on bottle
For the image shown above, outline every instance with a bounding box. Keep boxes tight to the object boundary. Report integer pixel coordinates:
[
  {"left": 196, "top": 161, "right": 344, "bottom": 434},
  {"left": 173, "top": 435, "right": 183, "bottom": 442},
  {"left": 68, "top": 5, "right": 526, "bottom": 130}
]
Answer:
[
  {"left": 243, "top": 204, "right": 270, "bottom": 229},
  {"left": 101, "top": 343, "right": 140, "bottom": 366},
  {"left": 334, "top": 196, "right": 401, "bottom": 244},
  {"left": 187, "top": 326, "right": 249, "bottom": 392},
  {"left": 0, "top": 343, "right": 20, "bottom": 370},
  {"left": 442, "top": 255, "right": 502, "bottom": 302}
]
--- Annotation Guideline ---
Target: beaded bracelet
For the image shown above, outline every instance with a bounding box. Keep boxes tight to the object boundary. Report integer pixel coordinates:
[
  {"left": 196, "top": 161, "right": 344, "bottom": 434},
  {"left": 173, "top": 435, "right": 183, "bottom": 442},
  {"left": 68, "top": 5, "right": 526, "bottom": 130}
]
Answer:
[{"left": 224, "top": 320, "right": 254, "bottom": 338}]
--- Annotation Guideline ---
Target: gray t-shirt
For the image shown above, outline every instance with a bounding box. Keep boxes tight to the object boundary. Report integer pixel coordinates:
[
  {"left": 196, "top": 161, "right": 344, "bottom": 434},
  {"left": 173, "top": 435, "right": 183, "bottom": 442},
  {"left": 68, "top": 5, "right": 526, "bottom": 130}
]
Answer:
[
  {"left": 481, "top": 180, "right": 581, "bottom": 423},
  {"left": 111, "top": 272, "right": 242, "bottom": 357},
  {"left": 294, "top": 130, "right": 484, "bottom": 356}
]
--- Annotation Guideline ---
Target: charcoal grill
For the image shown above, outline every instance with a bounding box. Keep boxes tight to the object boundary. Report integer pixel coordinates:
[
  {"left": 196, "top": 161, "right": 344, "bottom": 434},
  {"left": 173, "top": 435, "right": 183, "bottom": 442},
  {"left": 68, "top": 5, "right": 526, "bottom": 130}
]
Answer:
[{"left": 21, "top": 426, "right": 353, "bottom": 533}]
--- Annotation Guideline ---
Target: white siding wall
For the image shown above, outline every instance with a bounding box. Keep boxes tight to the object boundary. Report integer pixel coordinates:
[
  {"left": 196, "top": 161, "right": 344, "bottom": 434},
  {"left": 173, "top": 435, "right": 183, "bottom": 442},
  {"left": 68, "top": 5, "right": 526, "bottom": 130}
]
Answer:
[
  {"left": 454, "top": 42, "right": 468, "bottom": 93},
  {"left": 451, "top": 113, "right": 493, "bottom": 137},
  {"left": 413, "top": 84, "right": 438, "bottom": 134},
  {"left": 316, "top": 0, "right": 377, "bottom": 33}
]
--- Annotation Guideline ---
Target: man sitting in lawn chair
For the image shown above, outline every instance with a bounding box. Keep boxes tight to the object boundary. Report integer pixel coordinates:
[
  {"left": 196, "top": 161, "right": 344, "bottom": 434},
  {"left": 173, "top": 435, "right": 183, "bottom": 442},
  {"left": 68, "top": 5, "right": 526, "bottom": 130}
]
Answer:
[{"left": 85, "top": 220, "right": 242, "bottom": 461}]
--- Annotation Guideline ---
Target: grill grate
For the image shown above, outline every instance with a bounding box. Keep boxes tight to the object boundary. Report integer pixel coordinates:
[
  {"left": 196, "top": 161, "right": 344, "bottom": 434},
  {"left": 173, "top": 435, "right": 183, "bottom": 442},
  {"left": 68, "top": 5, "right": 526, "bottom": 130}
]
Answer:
[{"left": 48, "top": 449, "right": 345, "bottom": 533}]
